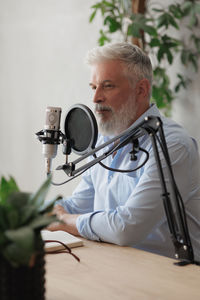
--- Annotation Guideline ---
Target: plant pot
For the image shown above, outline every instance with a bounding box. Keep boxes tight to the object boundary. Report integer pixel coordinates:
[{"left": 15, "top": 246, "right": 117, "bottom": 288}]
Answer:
[{"left": 0, "top": 251, "right": 46, "bottom": 300}]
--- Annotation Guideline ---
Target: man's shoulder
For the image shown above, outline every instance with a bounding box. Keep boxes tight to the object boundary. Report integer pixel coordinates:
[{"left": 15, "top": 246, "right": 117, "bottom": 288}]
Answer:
[{"left": 161, "top": 116, "right": 198, "bottom": 153}]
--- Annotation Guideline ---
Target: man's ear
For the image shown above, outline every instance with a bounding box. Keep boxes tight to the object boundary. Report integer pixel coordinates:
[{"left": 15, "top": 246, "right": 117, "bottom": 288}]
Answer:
[{"left": 135, "top": 78, "right": 150, "bottom": 100}]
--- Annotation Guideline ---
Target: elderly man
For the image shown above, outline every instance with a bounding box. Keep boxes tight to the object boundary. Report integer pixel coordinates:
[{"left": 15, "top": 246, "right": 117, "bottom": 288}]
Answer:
[{"left": 49, "top": 42, "right": 200, "bottom": 261}]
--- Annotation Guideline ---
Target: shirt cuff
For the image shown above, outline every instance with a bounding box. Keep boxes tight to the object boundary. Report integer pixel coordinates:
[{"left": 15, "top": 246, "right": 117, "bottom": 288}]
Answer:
[
  {"left": 55, "top": 198, "right": 76, "bottom": 214},
  {"left": 76, "top": 211, "right": 102, "bottom": 241}
]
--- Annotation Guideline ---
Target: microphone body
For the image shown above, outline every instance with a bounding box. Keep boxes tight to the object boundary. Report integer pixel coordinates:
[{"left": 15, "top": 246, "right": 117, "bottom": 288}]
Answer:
[{"left": 42, "top": 106, "right": 62, "bottom": 175}]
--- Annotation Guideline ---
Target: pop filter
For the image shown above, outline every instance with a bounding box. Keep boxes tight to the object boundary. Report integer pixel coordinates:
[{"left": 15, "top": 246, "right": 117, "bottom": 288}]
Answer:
[{"left": 64, "top": 104, "right": 98, "bottom": 155}]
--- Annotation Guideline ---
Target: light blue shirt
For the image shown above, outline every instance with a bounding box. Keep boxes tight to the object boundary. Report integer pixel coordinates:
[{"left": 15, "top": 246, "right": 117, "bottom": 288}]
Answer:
[{"left": 58, "top": 104, "right": 200, "bottom": 261}]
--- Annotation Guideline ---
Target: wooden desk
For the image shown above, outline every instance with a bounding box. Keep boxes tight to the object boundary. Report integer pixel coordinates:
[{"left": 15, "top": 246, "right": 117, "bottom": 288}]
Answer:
[{"left": 46, "top": 239, "right": 200, "bottom": 300}]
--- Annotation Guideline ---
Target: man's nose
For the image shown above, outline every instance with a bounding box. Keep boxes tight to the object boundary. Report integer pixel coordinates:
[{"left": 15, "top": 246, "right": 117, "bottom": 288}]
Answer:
[{"left": 93, "top": 86, "right": 105, "bottom": 104}]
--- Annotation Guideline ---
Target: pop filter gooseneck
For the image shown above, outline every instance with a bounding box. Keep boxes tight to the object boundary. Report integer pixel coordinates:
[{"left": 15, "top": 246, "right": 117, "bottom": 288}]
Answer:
[{"left": 64, "top": 104, "right": 98, "bottom": 155}]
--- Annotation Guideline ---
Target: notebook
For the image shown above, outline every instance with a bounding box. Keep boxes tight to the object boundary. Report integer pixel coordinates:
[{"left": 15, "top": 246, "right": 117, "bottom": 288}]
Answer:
[{"left": 41, "top": 230, "right": 83, "bottom": 252}]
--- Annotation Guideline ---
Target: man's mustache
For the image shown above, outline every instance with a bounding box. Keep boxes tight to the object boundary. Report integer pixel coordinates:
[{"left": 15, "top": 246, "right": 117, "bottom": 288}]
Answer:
[{"left": 95, "top": 104, "right": 112, "bottom": 112}]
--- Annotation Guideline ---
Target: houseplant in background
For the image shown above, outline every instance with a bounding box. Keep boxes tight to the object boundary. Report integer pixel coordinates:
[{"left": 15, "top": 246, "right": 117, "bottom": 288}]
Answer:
[
  {"left": 89, "top": 0, "right": 200, "bottom": 115},
  {"left": 0, "top": 175, "right": 59, "bottom": 300}
]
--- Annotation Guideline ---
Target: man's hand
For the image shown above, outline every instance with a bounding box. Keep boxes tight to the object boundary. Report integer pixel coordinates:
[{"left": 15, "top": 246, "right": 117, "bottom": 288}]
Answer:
[
  {"left": 53, "top": 204, "right": 69, "bottom": 217},
  {"left": 47, "top": 204, "right": 80, "bottom": 236}
]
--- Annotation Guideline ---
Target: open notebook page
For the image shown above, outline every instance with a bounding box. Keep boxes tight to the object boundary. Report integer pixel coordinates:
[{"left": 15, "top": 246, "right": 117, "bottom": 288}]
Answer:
[{"left": 41, "top": 230, "right": 83, "bottom": 252}]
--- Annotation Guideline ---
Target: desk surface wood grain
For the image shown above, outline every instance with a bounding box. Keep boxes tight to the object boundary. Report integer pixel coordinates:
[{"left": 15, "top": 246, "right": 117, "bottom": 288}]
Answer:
[{"left": 45, "top": 239, "right": 200, "bottom": 300}]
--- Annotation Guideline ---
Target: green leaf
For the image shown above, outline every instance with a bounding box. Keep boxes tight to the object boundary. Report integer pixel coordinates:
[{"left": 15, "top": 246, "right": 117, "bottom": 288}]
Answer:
[
  {"left": 157, "top": 46, "right": 165, "bottom": 62},
  {"left": 143, "top": 25, "right": 157, "bottom": 37},
  {"left": 157, "top": 13, "right": 170, "bottom": 29},
  {"left": 4, "top": 226, "right": 35, "bottom": 266},
  {"left": 29, "top": 176, "right": 51, "bottom": 209},
  {"left": 104, "top": 16, "right": 121, "bottom": 32},
  {"left": 174, "top": 74, "right": 191, "bottom": 92},
  {"left": 175, "top": 74, "right": 185, "bottom": 92},
  {"left": 6, "top": 209, "right": 19, "bottom": 229},
  {"left": 152, "top": 85, "right": 164, "bottom": 105},
  {"left": 169, "top": 4, "right": 183, "bottom": 19},
  {"left": 152, "top": 84, "right": 173, "bottom": 110},
  {"left": 191, "top": 34, "right": 200, "bottom": 52},
  {"left": 29, "top": 214, "right": 57, "bottom": 230},
  {"left": 91, "top": 3, "right": 102, "bottom": 9},
  {"left": 38, "top": 195, "right": 62, "bottom": 213},
  {"left": 121, "top": 0, "right": 131, "bottom": 13},
  {"left": 7, "top": 191, "right": 30, "bottom": 208},
  {"left": 20, "top": 204, "right": 38, "bottom": 225},
  {"left": 166, "top": 49, "right": 173, "bottom": 64},
  {"left": 194, "top": 3, "right": 200, "bottom": 14},
  {"left": 189, "top": 13, "right": 198, "bottom": 27},
  {"left": 189, "top": 53, "right": 198, "bottom": 71},
  {"left": 127, "top": 23, "right": 141, "bottom": 38},
  {"left": 5, "top": 226, "right": 34, "bottom": 250},
  {"left": 152, "top": 8, "right": 164, "bottom": 13},
  {"left": 181, "top": 1, "right": 193, "bottom": 16},
  {"left": 0, "top": 232, "right": 7, "bottom": 247},
  {"left": 2, "top": 243, "right": 32, "bottom": 267},
  {"left": 153, "top": 67, "right": 172, "bottom": 102},
  {"left": 181, "top": 49, "right": 189, "bottom": 65},
  {"left": 102, "top": 0, "right": 115, "bottom": 8},
  {"left": 98, "top": 29, "right": 111, "bottom": 45},
  {"left": 168, "top": 15, "right": 179, "bottom": 29},
  {"left": 0, "top": 205, "right": 9, "bottom": 230},
  {"left": 149, "top": 38, "right": 160, "bottom": 47},
  {"left": 0, "top": 176, "right": 19, "bottom": 204},
  {"left": 157, "top": 12, "right": 179, "bottom": 29},
  {"left": 8, "top": 176, "right": 19, "bottom": 191},
  {"left": 89, "top": 10, "right": 97, "bottom": 23},
  {"left": 165, "top": 89, "right": 173, "bottom": 102}
]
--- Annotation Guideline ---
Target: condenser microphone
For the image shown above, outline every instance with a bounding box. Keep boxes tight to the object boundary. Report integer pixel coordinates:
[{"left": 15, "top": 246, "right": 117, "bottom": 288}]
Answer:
[
  {"left": 42, "top": 106, "right": 62, "bottom": 175},
  {"left": 36, "top": 104, "right": 98, "bottom": 175}
]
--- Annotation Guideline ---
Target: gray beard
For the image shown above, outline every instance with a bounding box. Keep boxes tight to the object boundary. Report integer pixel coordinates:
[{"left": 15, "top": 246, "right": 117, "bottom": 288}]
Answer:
[{"left": 95, "top": 97, "right": 137, "bottom": 136}]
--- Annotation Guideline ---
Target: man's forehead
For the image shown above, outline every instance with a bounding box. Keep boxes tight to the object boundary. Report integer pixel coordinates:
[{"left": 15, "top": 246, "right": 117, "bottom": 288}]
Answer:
[
  {"left": 90, "top": 63, "right": 127, "bottom": 83},
  {"left": 89, "top": 79, "right": 113, "bottom": 86}
]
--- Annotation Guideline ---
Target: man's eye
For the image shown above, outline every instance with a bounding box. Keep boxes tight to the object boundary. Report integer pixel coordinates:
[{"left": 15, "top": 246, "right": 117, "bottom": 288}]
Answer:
[{"left": 104, "top": 84, "right": 114, "bottom": 89}]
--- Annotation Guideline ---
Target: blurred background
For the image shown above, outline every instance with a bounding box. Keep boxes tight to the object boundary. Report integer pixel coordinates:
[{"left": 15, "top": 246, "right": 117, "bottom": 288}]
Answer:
[{"left": 0, "top": 0, "right": 199, "bottom": 199}]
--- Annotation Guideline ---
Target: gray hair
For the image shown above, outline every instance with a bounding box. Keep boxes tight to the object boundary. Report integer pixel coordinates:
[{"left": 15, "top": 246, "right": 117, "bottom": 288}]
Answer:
[{"left": 85, "top": 42, "right": 153, "bottom": 89}]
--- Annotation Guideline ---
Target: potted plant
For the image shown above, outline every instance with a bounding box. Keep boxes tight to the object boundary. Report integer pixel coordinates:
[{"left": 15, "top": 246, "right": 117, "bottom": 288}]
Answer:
[
  {"left": 89, "top": 0, "right": 200, "bottom": 114},
  {"left": 0, "top": 175, "right": 59, "bottom": 300}
]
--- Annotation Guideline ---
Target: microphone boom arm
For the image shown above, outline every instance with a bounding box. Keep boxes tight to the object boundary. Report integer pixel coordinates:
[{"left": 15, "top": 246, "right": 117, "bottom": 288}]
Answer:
[{"left": 56, "top": 116, "right": 196, "bottom": 265}]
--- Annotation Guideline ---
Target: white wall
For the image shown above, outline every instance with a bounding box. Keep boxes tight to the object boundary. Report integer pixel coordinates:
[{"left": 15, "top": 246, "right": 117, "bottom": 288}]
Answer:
[
  {"left": 0, "top": 0, "right": 100, "bottom": 198},
  {"left": 0, "top": 0, "right": 199, "bottom": 200}
]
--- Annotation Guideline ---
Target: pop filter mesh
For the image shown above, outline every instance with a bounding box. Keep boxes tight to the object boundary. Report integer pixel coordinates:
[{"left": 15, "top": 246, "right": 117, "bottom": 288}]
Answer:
[{"left": 64, "top": 105, "right": 98, "bottom": 154}]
